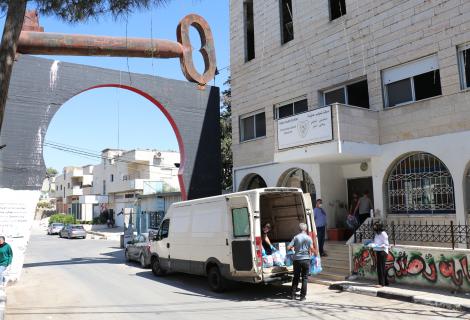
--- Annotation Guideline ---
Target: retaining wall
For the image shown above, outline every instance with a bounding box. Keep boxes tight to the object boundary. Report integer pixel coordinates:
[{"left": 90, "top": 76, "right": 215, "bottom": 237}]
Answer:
[{"left": 351, "top": 243, "right": 470, "bottom": 292}]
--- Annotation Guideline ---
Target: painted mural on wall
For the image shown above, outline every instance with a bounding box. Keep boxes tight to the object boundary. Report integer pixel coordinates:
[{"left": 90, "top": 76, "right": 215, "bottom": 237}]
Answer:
[{"left": 352, "top": 244, "right": 470, "bottom": 291}]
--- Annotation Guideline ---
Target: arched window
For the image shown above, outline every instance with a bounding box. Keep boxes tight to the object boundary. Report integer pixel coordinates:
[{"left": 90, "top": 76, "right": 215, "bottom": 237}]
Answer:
[
  {"left": 465, "top": 168, "right": 470, "bottom": 214},
  {"left": 239, "top": 174, "right": 267, "bottom": 191},
  {"left": 278, "top": 168, "right": 316, "bottom": 200},
  {"left": 387, "top": 153, "right": 455, "bottom": 214}
]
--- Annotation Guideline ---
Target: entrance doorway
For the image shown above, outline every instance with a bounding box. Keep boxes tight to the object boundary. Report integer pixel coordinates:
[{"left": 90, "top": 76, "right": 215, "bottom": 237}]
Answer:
[{"left": 347, "top": 177, "right": 373, "bottom": 213}]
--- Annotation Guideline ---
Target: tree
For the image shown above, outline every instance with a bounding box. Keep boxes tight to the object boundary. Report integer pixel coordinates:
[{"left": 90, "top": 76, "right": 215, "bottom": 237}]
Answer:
[
  {"left": 220, "top": 76, "right": 232, "bottom": 191},
  {"left": 0, "top": 0, "right": 170, "bottom": 133},
  {"left": 46, "top": 167, "right": 57, "bottom": 178}
]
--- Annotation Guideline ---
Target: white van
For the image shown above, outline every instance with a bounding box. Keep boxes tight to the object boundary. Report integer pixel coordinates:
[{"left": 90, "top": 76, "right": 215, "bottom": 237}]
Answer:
[{"left": 149, "top": 187, "right": 317, "bottom": 292}]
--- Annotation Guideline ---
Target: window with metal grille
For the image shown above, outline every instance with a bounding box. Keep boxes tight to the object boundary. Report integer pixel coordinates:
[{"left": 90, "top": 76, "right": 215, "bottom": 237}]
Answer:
[
  {"left": 280, "top": 0, "right": 294, "bottom": 44},
  {"left": 387, "top": 153, "right": 455, "bottom": 214}
]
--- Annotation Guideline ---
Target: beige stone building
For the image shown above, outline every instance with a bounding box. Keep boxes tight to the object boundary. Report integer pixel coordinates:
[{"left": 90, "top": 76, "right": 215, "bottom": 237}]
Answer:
[{"left": 230, "top": 0, "right": 470, "bottom": 231}]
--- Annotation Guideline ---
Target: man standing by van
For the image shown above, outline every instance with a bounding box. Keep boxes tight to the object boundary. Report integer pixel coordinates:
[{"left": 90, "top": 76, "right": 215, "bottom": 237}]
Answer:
[
  {"left": 287, "top": 223, "right": 315, "bottom": 301},
  {"left": 313, "top": 199, "right": 327, "bottom": 257}
]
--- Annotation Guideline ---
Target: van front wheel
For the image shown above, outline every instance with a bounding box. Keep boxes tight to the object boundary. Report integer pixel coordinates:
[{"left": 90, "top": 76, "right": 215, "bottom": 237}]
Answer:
[
  {"left": 151, "top": 257, "right": 166, "bottom": 276},
  {"left": 208, "top": 266, "right": 227, "bottom": 292}
]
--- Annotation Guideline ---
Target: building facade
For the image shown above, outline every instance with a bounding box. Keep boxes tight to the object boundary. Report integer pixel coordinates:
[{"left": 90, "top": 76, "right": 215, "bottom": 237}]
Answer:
[
  {"left": 51, "top": 165, "right": 95, "bottom": 220},
  {"left": 230, "top": 0, "right": 470, "bottom": 230},
  {"left": 50, "top": 149, "right": 180, "bottom": 225},
  {"left": 92, "top": 149, "right": 180, "bottom": 227}
]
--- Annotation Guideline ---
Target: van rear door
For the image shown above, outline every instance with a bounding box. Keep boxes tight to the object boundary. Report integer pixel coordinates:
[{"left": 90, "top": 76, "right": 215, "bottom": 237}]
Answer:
[
  {"left": 302, "top": 193, "right": 318, "bottom": 250},
  {"left": 227, "top": 196, "right": 255, "bottom": 274}
]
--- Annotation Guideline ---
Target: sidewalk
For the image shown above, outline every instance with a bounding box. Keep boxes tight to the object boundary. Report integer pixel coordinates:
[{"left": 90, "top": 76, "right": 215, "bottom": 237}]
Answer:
[
  {"left": 84, "top": 225, "right": 122, "bottom": 241},
  {"left": 0, "top": 288, "right": 5, "bottom": 320},
  {"left": 328, "top": 279, "right": 470, "bottom": 312}
]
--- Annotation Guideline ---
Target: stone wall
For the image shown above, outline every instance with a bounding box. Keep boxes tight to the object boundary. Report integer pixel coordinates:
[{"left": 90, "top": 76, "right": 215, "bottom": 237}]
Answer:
[
  {"left": 0, "top": 55, "right": 221, "bottom": 200},
  {"left": 351, "top": 243, "right": 470, "bottom": 292},
  {"left": 230, "top": 0, "right": 470, "bottom": 168}
]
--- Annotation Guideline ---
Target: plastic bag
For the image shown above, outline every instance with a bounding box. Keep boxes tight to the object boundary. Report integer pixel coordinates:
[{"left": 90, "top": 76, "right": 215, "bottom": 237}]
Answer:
[
  {"left": 284, "top": 250, "right": 294, "bottom": 267},
  {"left": 263, "top": 255, "right": 273, "bottom": 268},
  {"left": 309, "top": 255, "right": 323, "bottom": 275},
  {"left": 346, "top": 214, "right": 359, "bottom": 230},
  {"left": 272, "top": 250, "right": 285, "bottom": 267}
]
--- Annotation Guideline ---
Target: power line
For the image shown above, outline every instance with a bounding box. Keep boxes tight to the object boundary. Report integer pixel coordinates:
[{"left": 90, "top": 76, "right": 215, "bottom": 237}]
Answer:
[{"left": 43, "top": 141, "right": 179, "bottom": 170}]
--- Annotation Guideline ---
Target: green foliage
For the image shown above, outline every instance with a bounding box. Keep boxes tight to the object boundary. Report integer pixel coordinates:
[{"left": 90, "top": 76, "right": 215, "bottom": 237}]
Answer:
[
  {"left": 92, "top": 216, "right": 108, "bottom": 224},
  {"left": 220, "top": 76, "right": 232, "bottom": 191},
  {"left": 49, "top": 213, "right": 76, "bottom": 225},
  {"left": 0, "top": 1, "right": 170, "bottom": 22},
  {"left": 46, "top": 167, "right": 58, "bottom": 178},
  {"left": 36, "top": 200, "right": 53, "bottom": 209}
]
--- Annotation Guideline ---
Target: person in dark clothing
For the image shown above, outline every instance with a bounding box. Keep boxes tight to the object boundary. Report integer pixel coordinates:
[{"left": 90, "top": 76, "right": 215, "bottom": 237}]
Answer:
[
  {"left": 287, "top": 223, "right": 316, "bottom": 301},
  {"left": 349, "top": 192, "right": 359, "bottom": 216},
  {"left": 261, "top": 222, "right": 273, "bottom": 255},
  {"left": 0, "top": 236, "right": 13, "bottom": 287},
  {"left": 355, "top": 190, "right": 373, "bottom": 225}
]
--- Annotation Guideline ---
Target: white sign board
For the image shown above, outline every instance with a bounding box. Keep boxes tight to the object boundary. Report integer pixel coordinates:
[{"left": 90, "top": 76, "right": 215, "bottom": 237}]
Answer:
[
  {"left": 0, "top": 189, "right": 40, "bottom": 283},
  {"left": 277, "top": 106, "right": 333, "bottom": 150}
]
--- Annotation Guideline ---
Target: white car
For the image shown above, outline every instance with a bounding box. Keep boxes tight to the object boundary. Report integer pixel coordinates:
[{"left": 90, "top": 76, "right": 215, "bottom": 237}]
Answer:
[{"left": 47, "top": 223, "right": 64, "bottom": 235}]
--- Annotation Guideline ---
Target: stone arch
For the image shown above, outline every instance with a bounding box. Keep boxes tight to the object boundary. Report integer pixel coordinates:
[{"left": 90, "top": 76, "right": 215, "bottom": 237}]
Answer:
[
  {"left": 0, "top": 55, "right": 220, "bottom": 200},
  {"left": 384, "top": 152, "right": 455, "bottom": 214},
  {"left": 277, "top": 168, "right": 316, "bottom": 199},
  {"left": 463, "top": 162, "right": 470, "bottom": 216},
  {"left": 238, "top": 173, "right": 267, "bottom": 191}
]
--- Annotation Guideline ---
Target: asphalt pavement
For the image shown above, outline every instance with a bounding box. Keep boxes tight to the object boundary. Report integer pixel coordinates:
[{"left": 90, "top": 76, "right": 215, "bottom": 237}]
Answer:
[{"left": 4, "top": 228, "right": 469, "bottom": 320}]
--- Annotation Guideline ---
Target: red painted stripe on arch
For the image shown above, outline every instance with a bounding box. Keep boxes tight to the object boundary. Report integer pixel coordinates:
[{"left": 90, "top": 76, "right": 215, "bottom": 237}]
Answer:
[{"left": 77, "top": 84, "right": 187, "bottom": 200}]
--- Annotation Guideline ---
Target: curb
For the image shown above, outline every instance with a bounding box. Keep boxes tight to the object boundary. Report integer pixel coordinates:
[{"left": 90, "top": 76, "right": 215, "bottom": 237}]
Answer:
[
  {"left": 86, "top": 231, "right": 107, "bottom": 239},
  {"left": 0, "top": 289, "right": 6, "bottom": 320},
  {"left": 329, "top": 282, "right": 470, "bottom": 312}
]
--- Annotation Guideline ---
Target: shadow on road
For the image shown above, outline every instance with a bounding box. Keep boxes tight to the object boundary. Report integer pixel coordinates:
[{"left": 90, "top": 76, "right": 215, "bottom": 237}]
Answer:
[
  {"left": 136, "top": 270, "right": 291, "bottom": 301},
  {"left": 23, "top": 248, "right": 127, "bottom": 268},
  {"left": 133, "top": 271, "right": 466, "bottom": 317}
]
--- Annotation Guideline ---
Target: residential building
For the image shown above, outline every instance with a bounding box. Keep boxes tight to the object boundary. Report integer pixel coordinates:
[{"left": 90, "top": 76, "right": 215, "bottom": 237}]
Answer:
[
  {"left": 230, "top": 0, "right": 470, "bottom": 231},
  {"left": 92, "top": 149, "right": 180, "bottom": 227},
  {"left": 51, "top": 165, "right": 94, "bottom": 220}
]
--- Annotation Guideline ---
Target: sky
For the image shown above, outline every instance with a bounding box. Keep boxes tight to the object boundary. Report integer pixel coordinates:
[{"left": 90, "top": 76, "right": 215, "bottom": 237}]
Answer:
[{"left": 0, "top": 0, "right": 229, "bottom": 171}]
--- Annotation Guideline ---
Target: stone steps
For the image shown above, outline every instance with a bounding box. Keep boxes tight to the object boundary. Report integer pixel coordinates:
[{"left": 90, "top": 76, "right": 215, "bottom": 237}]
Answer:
[{"left": 317, "top": 241, "right": 350, "bottom": 281}]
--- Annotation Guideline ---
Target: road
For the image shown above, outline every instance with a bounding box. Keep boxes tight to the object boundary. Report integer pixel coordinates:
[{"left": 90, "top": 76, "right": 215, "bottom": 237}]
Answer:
[{"left": 5, "top": 228, "right": 468, "bottom": 320}]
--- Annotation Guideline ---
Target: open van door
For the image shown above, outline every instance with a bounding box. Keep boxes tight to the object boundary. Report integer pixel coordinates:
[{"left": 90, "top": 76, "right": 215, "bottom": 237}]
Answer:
[
  {"left": 227, "top": 196, "right": 255, "bottom": 274},
  {"left": 302, "top": 193, "right": 318, "bottom": 251}
]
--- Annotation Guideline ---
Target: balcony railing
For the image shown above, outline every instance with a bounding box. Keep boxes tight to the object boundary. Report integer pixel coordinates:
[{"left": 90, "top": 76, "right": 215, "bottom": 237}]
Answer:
[
  {"left": 275, "top": 103, "right": 379, "bottom": 152},
  {"left": 332, "top": 103, "right": 379, "bottom": 145}
]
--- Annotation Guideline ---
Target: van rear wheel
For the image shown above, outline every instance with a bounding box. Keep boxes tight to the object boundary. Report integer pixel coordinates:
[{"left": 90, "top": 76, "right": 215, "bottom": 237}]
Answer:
[
  {"left": 151, "top": 257, "right": 166, "bottom": 276},
  {"left": 208, "top": 266, "right": 227, "bottom": 292}
]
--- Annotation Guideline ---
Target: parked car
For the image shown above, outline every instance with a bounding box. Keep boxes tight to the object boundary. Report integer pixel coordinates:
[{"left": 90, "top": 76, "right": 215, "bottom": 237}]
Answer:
[
  {"left": 59, "top": 225, "right": 87, "bottom": 239},
  {"left": 47, "top": 223, "right": 64, "bottom": 235},
  {"left": 125, "top": 234, "right": 151, "bottom": 268}
]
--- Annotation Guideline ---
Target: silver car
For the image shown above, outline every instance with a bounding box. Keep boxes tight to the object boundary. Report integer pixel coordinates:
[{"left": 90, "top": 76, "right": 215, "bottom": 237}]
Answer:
[
  {"left": 125, "top": 234, "right": 151, "bottom": 268},
  {"left": 47, "top": 223, "right": 64, "bottom": 235},
  {"left": 59, "top": 225, "right": 87, "bottom": 239}
]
